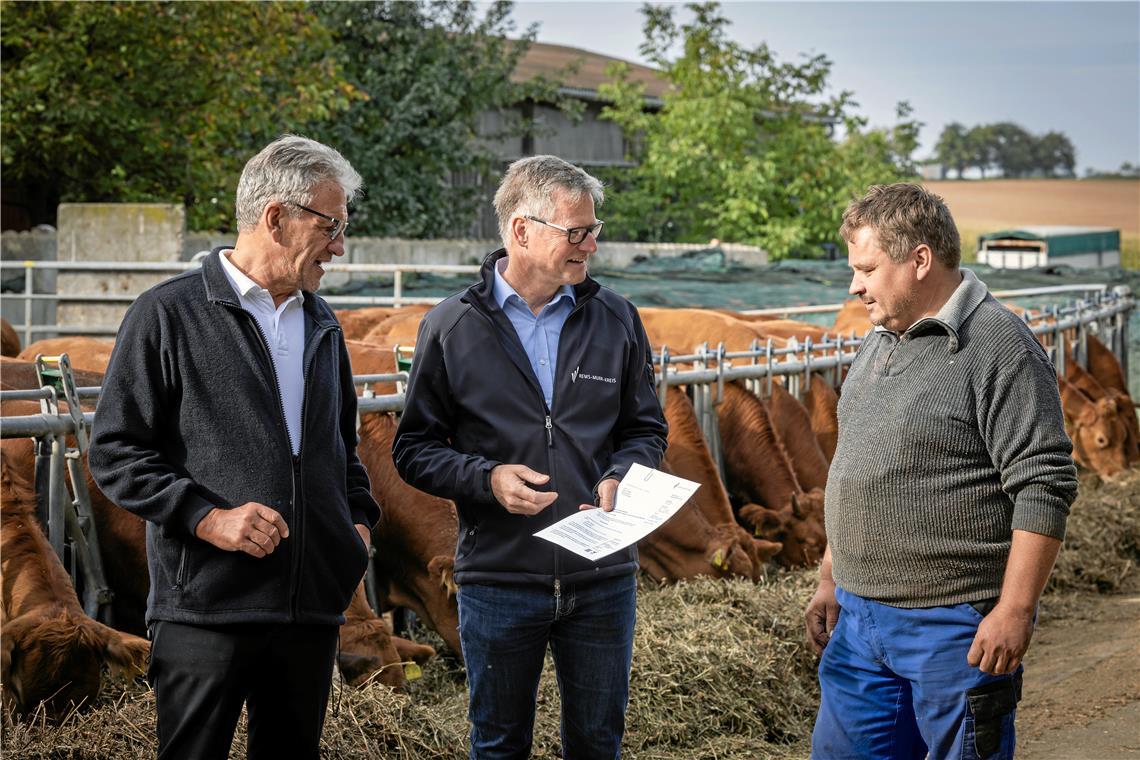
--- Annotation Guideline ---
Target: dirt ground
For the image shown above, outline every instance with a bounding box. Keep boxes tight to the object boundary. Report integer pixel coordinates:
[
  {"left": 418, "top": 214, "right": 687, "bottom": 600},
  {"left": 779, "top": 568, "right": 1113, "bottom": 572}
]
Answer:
[
  {"left": 1017, "top": 575, "right": 1140, "bottom": 759},
  {"left": 923, "top": 179, "right": 1140, "bottom": 234}
]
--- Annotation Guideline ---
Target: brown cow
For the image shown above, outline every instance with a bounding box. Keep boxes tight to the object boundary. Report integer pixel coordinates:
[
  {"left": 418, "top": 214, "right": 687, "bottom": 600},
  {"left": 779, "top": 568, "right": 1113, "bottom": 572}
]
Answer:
[
  {"left": 0, "top": 395, "right": 431, "bottom": 690},
  {"left": 1057, "top": 376, "right": 1129, "bottom": 479},
  {"left": 748, "top": 319, "right": 831, "bottom": 344},
  {"left": 361, "top": 310, "right": 426, "bottom": 347},
  {"left": 0, "top": 356, "right": 106, "bottom": 393},
  {"left": 716, "top": 382, "right": 827, "bottom": 567},
  {"left": 1, "top": 318, "right": 20, "bottom": 357},
  {"left": 1085, "top": 335, "right": 1139, "bottom": 466},
  {"left": 803, "top": 372, "right": 840, "bottom": 462},
  {"left": 833, "top": 299, "right": 873, "bottom": 337},
  {"left": 335, "top": 308, "right": 395, "bottom": 341},
  {"left": 765, "top": 382, "right": 831, "bottom": 492},
  {"left": 0, "top": 446, "right": 149, "bottom": 717},
  {"left": 337, "top": 583, "right": 436, "bottom": 688},
  {"left": 18, "top": 337, "right": 115, "bottom": 374},
  {"left": 642, "top": 308, "right": 778, "bottom": 353},
  {"left": 355, "top": 411, "right": 463, "bottom": 659},
  {"left": 639, "top": 387, "right": 779, "bottom": 582}
]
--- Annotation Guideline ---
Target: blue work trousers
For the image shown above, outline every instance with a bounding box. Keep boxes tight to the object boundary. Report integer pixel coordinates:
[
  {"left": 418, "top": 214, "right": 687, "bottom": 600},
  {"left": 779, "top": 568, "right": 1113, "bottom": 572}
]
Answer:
[
  {"left": 812, "top": 586, "right": 1022, "bottom": 759},
  {"left": 457, "top": 574, "right": 637, "bottom": 760}
]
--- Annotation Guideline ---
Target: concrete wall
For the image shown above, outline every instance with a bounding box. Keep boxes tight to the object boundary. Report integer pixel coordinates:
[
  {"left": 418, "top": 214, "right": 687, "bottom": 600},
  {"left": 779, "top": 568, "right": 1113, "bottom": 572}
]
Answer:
[{"left": 56, "top": 204, "right": 185, "bottom": 330}]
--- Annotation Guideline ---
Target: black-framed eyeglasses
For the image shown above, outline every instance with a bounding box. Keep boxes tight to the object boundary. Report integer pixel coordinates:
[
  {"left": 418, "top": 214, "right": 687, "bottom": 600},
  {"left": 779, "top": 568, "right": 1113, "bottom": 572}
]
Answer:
[
  {"left": 293, "top": 203, "right": 348, "bottom": 241},
  {"left": 525, "top": 215, "right": 604, "bottom": 245}
]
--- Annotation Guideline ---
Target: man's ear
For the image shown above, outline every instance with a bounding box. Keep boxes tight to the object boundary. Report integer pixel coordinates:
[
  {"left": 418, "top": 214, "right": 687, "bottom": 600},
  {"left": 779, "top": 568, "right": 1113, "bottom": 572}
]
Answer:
[
  {"left": 912, "top": 243, "right": 935, "bottom": 280},
  {"left": 510, "top": 215, "right": 528, "bottom": 248},
  {"left": 264, "top": 202, "right": 286, "bottom": 243}
]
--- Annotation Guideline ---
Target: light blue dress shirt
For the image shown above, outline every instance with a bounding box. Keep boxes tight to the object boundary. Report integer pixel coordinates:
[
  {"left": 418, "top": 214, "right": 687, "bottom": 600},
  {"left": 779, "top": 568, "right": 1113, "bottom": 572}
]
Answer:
[{"left": 492, "top": 257, "right": 576, "bottom": 408}]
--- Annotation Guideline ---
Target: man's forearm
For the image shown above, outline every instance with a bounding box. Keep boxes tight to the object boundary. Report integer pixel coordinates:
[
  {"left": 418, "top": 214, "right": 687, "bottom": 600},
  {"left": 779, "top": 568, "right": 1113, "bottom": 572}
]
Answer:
[{"left": 998, "top": 529, "right": 1062, "bottom": 613}]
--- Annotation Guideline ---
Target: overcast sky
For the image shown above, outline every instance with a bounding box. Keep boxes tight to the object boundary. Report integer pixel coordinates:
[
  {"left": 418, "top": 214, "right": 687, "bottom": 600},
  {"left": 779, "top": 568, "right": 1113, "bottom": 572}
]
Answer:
[{"left": 496, "top": 1, "right": 1140, "bottom": 174}]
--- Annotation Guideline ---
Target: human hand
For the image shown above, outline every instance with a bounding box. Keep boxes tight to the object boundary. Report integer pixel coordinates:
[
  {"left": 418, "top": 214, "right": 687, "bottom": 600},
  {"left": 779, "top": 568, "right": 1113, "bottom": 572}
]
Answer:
[
  {"left": 804, "top": 578, "right": 840, "bottom": 655},
  {"left": 490, "top": 464, "right": 558, "bottom": 515},
  {"left": 579, "top": 478, "right": 619, "bottom": 512},
  {"left": 354, "top": 523, "right": 371, "bottom": 550},
  {"left": 967, "top": 603, "right": 1034, "bottom": 675},
  {"left": 195, "top": 502, "right": 289, "bottom": 558}
]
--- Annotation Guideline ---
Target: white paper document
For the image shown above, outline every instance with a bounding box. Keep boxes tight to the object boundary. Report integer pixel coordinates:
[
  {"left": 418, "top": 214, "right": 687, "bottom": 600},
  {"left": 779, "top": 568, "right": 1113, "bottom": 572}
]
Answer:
[{"left": 533, "top": 463, "right": 701, "bottom": 561}]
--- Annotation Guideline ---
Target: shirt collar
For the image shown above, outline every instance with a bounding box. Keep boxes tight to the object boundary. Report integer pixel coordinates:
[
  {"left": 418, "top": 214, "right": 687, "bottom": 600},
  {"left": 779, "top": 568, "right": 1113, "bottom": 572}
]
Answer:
[
  {"left": 219, "top": 249, "right": 302, "bottom": 304},
  {"left": 874, "top": 268, "right": 989, "bottom": 353},
  {"left": 491, "top": 256, "right": 576, "bottom": 312}
]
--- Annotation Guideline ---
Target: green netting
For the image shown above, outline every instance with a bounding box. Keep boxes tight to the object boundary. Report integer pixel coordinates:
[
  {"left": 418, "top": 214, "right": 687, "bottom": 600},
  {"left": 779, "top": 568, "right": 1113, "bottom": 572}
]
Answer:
[{"left": 335, "top": 257, "right": 1140, "bottom": 395}]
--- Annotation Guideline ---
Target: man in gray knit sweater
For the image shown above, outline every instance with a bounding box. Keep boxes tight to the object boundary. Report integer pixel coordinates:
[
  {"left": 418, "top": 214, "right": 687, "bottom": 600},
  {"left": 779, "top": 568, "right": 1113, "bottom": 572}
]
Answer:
[{"left": 805, "top": 184, "right": 1077, "bottom": 759}]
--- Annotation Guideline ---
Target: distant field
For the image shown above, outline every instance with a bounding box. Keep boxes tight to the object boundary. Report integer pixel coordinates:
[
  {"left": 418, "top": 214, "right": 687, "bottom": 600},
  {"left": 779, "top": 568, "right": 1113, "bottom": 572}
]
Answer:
[{"left": 923, "top": 179, "right": 1140, "bottom": 268}]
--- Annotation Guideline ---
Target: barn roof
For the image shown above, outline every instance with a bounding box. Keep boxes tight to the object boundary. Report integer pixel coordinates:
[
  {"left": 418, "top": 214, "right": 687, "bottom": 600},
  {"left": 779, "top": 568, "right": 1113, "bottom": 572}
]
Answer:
[{"left": 511, "top": 41, "right": 669, "bottom": 104}]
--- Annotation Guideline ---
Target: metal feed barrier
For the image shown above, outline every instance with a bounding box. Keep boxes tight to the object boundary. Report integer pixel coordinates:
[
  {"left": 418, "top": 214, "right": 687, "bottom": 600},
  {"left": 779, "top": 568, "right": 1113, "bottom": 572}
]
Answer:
[
  {"left": 0, "top": 284, "right": 1133, "bottom": 619},
  {"left": 0, "top": 257, "right": 480, "bottom": 345}
]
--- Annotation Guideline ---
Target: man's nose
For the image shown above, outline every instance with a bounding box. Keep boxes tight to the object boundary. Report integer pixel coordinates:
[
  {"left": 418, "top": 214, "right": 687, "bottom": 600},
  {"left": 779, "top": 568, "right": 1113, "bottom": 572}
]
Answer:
[
  {"left": 330, "top": 237, "right": 346, "bottom": 257},
  {"left": 848, "top": 275, "right": 862, "bottom": 296},
  {"left": 579, "top": 233, "right": 598, "bottom": 253}
]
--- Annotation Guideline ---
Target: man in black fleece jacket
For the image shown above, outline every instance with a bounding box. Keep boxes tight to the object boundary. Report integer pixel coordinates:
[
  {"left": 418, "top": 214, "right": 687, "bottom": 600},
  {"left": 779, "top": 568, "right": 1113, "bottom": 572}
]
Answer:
[{"left": 89, "top": 135, "right": 380, "bottom": 760}]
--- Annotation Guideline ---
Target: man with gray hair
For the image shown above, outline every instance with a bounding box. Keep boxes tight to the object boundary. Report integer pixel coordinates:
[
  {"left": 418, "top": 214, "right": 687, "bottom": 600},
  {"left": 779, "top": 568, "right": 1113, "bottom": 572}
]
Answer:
[
  {"left": 394, "top": 155, "right": 667, "bottom": 758},
  {"left": 804, "top": 183, "right": 1077, "bottom": 758},
  {"left": 90, "top": 134, "right": 380, "bottom": 759}
]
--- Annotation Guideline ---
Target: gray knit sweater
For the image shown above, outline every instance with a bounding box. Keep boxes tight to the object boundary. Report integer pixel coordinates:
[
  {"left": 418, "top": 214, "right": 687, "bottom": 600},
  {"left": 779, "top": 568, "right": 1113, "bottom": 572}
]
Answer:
[{"left": 825, "top": 269, "right": 1078, "bottom": 607}]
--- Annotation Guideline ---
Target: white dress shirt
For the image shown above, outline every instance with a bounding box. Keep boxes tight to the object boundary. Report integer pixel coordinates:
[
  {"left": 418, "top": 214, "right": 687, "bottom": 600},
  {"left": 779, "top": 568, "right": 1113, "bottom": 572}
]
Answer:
[{"left": 219, "top": 251, "right": 305, "bottom": 455}]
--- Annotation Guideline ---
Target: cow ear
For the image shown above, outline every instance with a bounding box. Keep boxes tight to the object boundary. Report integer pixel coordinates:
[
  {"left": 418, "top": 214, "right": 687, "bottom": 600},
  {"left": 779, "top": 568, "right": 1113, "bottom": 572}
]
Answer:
[
  {"left": 790, "top": 492, "right": 804, "bottom": 519},
  {"left": 98, "top": 625, "right": 149, "bottom": 681},
  {"left": 1, "top": 616, "right": 34, "bottom": 712}
]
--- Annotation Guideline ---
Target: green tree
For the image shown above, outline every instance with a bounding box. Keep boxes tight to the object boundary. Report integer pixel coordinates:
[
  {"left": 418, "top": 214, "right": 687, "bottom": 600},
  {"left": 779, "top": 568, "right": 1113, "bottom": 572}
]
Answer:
[
  {"left": 597, "top": 2, "right": 914, "bottom": 258},
  {"left": 966, "top": 125, "right": 995, "bottom": 179},
  {"left": 1, "top": 1, "right": 352, "bottom": 230},
  {"left": 1035, "top": 130, "right": 1076, "bottom": 177},
  {"left": 305, "top": 1, "right": 558, "bottom": 237},
  {"left": 934, "top": 122, "right": 970, "bottom": 179},
  {"left": 989, "top": 121, "right": 1035, "bottom": 178}
]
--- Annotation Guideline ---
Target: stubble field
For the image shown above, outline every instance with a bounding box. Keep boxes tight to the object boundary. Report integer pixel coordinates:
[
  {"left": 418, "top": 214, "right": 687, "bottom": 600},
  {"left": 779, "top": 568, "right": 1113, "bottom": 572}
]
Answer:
[{"left": 923, "top": 179, "right": 1140, "bottom": 268}]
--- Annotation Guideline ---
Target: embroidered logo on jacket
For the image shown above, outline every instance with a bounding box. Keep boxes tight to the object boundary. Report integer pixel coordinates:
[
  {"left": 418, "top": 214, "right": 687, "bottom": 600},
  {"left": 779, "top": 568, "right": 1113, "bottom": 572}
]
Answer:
[{"left": 570, "top": 365, "right": 617, "bottom": 384}]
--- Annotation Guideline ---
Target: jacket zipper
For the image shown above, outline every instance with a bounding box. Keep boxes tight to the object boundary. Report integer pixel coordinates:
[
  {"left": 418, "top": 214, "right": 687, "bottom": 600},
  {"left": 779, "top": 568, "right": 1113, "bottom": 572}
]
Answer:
[
  {"left": 290, "top": 323, "right": 337, "bottom": 619},
  {"left": 175, "top": 544, "right": 188, "bottom": 589}
]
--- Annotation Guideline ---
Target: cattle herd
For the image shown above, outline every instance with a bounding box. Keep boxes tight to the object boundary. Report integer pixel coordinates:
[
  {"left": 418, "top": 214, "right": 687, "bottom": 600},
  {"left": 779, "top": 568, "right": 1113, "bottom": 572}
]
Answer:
[{"left": 0, "top": 301, "right": 1136, "bottom": 719}]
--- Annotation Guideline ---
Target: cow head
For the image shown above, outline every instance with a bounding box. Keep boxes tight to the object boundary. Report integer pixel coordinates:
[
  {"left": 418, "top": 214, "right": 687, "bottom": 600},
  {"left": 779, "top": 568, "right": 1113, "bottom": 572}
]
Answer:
[
  {"left": 1, "top": 613, "right": 148, "bottom": 718},
  {"left": 1060, "top": 378, "right": 1129, "bottom": 479}
]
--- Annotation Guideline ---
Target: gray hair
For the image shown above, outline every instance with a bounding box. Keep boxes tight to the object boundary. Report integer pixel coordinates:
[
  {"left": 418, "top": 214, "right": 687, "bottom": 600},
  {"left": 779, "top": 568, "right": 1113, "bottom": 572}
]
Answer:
[
  {"left": 492, "top": 155, "right": 604, "bottom": 247},
  {"left": 235, "top": 134, "right": 363, "bottom": 232},
  {"left": 839, "top": 183, "right": 961, "bottom": 268}
]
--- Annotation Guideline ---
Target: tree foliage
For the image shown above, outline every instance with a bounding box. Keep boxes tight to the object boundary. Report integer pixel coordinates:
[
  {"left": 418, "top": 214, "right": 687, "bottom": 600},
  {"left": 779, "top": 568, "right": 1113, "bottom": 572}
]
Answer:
[
  {"left": 304, "top": 1, "right": 554, "bottom": 237},
  {"left": 1, "top": 1, "right": 352, "bottom": 230},
  {"left": 596, "top": 2, "right": 919, "bottom": 259},
  {"left": 935, "top": 121, "right": 1076, "bottom": 179}
]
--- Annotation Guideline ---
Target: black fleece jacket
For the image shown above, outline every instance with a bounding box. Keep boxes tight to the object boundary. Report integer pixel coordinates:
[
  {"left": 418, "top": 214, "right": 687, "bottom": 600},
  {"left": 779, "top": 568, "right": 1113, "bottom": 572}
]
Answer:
[
  {"left": 89, "top": 249, "right": 380, "bottom": 627},
  {"left": 392, "top": 249, "right": 668, "bottom": 588}
]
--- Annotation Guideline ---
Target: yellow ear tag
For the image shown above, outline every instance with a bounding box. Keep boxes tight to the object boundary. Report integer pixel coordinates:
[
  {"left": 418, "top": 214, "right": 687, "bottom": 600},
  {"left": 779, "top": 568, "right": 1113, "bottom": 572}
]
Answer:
[{"left": 404, "top": 662, "right": 423, "bottom": 681}]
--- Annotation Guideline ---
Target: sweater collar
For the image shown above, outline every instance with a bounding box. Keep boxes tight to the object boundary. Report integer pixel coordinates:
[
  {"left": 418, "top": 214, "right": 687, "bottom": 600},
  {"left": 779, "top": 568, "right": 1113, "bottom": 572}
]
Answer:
[{"left": 874, "top": 268, "right": 989, "bottom": 353}]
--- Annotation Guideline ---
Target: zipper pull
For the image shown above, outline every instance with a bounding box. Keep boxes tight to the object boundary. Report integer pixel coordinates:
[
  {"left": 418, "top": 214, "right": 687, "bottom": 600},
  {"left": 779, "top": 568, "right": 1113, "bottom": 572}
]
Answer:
[
  {"left": 545, "top": 415, "right": 553, "bottom": 447},
  {"left": 554, "top": 579, "right": 561, "bottom": 599}
]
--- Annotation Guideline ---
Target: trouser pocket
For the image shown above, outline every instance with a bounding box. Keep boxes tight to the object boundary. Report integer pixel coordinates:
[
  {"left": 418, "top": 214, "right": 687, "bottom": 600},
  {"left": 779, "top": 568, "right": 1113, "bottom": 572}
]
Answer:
[{"left": 966, "top": 669, "right": 1022, "bottom": 758}]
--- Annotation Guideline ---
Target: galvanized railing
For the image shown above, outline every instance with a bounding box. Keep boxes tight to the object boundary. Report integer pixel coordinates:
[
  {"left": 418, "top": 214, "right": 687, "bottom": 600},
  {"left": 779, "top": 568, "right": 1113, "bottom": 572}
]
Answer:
[{"left": 0, "top": 257, "right": 480, "bottom": 344}]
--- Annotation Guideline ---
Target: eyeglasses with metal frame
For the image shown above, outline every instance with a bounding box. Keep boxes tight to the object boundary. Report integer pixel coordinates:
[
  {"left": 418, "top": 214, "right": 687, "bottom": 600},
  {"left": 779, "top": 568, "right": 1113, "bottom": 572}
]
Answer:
[
  {"left": 524, "top": 215, "right": 604, "bottom": 245},
  {"left": 292, "top": 203, "right": 348, "bottom": 242}
]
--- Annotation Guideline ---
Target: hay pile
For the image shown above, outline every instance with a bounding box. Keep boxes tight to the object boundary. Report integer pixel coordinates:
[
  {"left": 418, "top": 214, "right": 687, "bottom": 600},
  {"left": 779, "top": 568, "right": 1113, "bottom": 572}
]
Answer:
[
  {"left": 4, "top": 469, "right": 1138, "bottom": 759},
  {"left": 2, "top": 572, "right": 818, "bottom": 759},
  {"left": 1048, "top": 469, "right": 1140, "bottom": 594}
]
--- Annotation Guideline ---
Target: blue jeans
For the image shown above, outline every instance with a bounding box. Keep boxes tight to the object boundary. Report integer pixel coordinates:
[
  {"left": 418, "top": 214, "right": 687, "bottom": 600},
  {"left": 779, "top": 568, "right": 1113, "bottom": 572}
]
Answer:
[
  {"left": 457, "top": 574, "right": 637, "bottom": 760},
  {"left": 812, "top": 587, "right": 1022, "bottom": 760}
]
